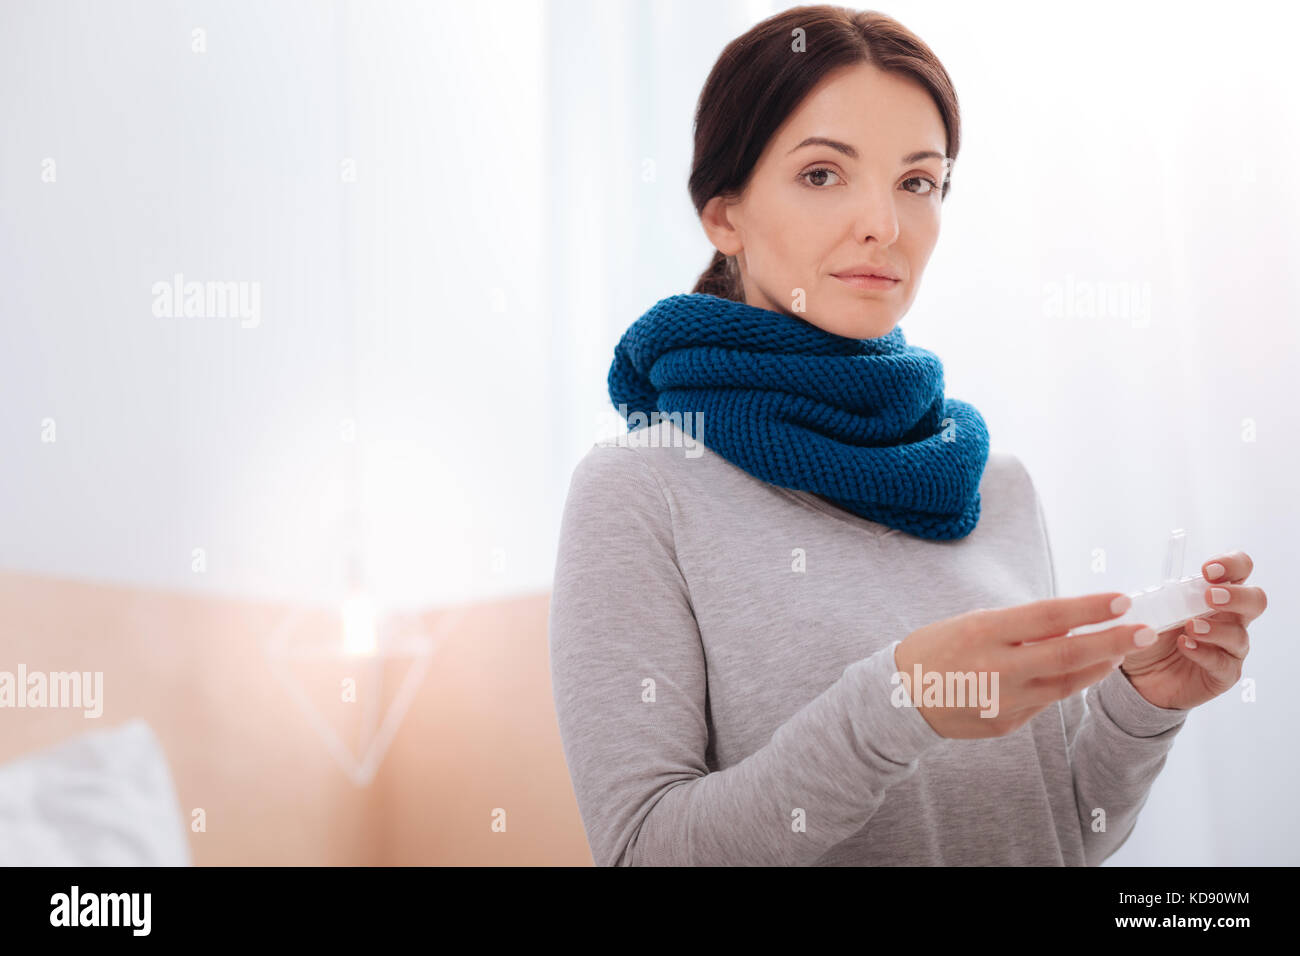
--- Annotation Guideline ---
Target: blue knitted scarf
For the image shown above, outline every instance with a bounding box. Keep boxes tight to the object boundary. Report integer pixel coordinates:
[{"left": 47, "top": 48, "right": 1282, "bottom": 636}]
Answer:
[{"left": 607, "top": 292, "right": 990, "bottom": 541}]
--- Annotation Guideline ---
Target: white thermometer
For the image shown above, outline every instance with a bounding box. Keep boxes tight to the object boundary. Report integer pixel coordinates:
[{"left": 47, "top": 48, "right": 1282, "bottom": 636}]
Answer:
[{"left": 1070, "top": 529, "right": 1220, "bottom": 637}]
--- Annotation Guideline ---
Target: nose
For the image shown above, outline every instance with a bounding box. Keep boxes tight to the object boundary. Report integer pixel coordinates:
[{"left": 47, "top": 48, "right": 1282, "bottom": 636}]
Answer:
[{"left": 851, "top": 184, "right": 901, "bottom": 246}]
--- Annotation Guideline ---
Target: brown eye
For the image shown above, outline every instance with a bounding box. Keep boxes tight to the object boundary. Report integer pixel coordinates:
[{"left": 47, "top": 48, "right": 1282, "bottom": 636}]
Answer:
[
  {"left": 799, "top": 167, "right": 842, "bottom": 188},
  {"left": 903, "top": 176, "right": 940, "bottom": 196}
]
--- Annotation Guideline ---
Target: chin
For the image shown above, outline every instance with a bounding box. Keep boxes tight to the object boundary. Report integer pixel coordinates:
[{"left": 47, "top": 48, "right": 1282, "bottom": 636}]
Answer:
[{"left": 813, "top": 310, "right": 897, "bottom": 341}]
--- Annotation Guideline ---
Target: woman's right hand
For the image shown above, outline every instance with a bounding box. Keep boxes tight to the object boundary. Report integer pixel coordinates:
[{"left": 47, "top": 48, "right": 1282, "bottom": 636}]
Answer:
[{"left": 892, "top": 592, "right": 1152, "bottom": 739}]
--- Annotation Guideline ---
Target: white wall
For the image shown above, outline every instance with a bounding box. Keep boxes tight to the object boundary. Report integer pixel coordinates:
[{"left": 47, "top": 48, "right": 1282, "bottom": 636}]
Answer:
[{"left": 1, "top": 0, "right": 1295, "bottom": 863}]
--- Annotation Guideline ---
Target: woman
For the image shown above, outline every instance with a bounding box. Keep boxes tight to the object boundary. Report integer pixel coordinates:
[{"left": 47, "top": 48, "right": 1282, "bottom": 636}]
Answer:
[{"left": 547, "top": 5, "right": 1267, "bottom": 866}]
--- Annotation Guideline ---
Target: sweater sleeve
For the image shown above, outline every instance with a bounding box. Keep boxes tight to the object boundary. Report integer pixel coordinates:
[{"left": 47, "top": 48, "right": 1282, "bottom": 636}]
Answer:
[
  {"left": 547, "top": 441, "right": 947, "bottom": 866},
  {"left": 1032, "top": 475, "right": 1190, "bottom": 865}
]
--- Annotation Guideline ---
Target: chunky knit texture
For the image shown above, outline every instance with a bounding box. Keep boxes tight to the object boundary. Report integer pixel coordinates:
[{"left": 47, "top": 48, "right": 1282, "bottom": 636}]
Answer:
[{"left": 607, "top": 292, "right": 990, "bottom": 540}]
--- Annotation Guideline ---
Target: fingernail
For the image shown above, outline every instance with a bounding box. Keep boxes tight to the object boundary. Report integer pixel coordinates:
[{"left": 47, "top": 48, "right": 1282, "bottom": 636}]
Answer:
[
  {"left": 1134, "top": 626, "right": 1157, "bottom": 647},
  {"left": 1206, "top": 563, "right": 1226, "bottom": 581},
  {"left": 1110, "top": 595, "right": 1131, "bottom": 615},
  {"left": 1192, "top": 617, "right": 1211, "bottom": 634},
  {"left": 1210, "top": 587, "right": 1230, "bottom": 605},
  {"left": 1185, "top": 636, "right": 1198, "bottom": 649}
]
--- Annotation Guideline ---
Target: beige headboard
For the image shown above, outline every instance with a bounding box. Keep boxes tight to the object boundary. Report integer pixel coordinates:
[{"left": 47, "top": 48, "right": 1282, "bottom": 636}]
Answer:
[{"left": 0, "top": 570, "right": 591, "bottom": 865}]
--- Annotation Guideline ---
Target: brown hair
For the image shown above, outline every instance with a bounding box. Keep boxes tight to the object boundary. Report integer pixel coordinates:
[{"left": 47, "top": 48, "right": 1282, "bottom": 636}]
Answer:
[{"left": 688, "top": 5, "right": 960, "bottom": 302}]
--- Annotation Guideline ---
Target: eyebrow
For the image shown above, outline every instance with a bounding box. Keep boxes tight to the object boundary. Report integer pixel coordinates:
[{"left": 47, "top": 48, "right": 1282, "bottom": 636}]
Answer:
[{"left": 787, "top": 136, "right": 946, "bottom": 165}]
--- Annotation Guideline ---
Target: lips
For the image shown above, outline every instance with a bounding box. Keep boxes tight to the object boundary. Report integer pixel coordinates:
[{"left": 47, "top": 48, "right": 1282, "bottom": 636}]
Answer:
[
  {"left": 831, "top": 273, "right": 900, "bottom": 291},
  {"left": 832, "top": 269, "right": 901, "bottom": 281}
]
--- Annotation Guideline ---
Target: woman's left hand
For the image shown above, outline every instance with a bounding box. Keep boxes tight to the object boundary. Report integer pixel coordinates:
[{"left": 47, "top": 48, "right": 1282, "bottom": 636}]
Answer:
[{"left": 1118, "top": 551, "right": 1267, "bottom": 711}]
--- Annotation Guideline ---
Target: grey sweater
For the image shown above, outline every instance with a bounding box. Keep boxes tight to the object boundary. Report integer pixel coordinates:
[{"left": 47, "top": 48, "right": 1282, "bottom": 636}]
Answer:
[{"left": 547, "top": 419, "right": 1189, "bottom": 866}]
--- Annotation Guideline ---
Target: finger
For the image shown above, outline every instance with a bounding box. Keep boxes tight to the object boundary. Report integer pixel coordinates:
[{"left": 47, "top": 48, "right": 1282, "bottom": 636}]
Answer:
[
  {"left": 987, "top": 592, "right": 1132, "bottom": 647},
  {"left": 1198, "top": 583, "right": 1268, "bottom": 626},
  {"left": 1197, "top": 607, "right": 1259, "bottom": 633},
  {"left": 1018, "top": 621, "right": 1151, "bottom": 680},
  {"left": 1202, "top": 550, "right": 1253, "bottom": 585},
  {"left": 1017, "top": 653, "right": 1123, "bottom": 710},
  {"left": 1182, "top": 618, "right": 1249, "bottom": 660},
  {"left": 1178, "top": 631, "right": 1245, "bottom": 685}
]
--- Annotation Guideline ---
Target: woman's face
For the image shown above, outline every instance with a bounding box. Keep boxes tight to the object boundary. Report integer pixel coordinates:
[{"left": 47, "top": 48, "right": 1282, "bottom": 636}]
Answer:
[{"left": 701, "top": 62, "right": 949, "bottom": 339}]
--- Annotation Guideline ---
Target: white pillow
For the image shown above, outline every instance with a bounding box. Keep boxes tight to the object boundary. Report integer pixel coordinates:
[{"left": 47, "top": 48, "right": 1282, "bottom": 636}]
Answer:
[{"left": 0, "top": 719, "right": 191, "bottom": 866}]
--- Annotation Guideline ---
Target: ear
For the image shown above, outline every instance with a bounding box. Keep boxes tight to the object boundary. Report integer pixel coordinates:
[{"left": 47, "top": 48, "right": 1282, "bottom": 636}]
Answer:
[{"left": 700, "top": 195, "right": 743, "bottom": 257}]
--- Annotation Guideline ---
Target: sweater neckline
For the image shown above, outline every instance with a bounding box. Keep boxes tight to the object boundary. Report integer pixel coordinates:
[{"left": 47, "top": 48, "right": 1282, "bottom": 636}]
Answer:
[
  {"left": 653, "top": 421, "right": 903, "bottom": 539},
  {"left": 773, "top": 486, "right": 901, "bottom": 539}
]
